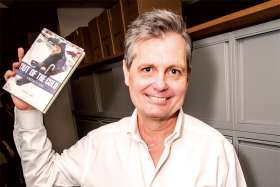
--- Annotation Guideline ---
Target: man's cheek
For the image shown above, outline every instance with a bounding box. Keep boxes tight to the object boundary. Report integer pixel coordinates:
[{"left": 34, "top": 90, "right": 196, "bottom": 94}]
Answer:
[{"left": 132, "top": 78, "right": 154, "bottom": 89}]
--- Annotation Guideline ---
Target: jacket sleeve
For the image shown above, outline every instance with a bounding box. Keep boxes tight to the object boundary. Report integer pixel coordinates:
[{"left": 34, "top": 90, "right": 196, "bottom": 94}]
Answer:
[{"left": 13, "top": 108, "right": 91, "bottom": 187}]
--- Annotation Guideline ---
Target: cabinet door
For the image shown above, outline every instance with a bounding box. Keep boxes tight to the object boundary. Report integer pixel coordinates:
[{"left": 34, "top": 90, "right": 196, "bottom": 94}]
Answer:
[
  {"left": 237, "top": 135, "right": 280, "bottom": 187},
  {"left": 70, "top": 75, "right": 99, "bottom": 115},
  {"left": 95, "top": 62, "right": 134, "bottom": 117},
  {"left": 234, "top": 27, "right": 280, "bottom": 135},
  {"left": 183, "top": 35, "right": 233, "bottom": 130}
]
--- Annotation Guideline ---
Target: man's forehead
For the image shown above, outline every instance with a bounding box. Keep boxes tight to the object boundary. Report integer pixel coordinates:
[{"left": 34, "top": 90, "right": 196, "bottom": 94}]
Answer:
[
  {"left": 135, "top": 32, "right": 185, "bottom": 45},
  {"left": 133, "top": 35, "right": 187, "bottom": 55}
]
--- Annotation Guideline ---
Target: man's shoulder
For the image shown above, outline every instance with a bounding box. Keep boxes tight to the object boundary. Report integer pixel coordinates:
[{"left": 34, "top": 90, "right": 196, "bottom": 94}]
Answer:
[{"left": 182, "top": 113, "right": 229, "bottom": 145}]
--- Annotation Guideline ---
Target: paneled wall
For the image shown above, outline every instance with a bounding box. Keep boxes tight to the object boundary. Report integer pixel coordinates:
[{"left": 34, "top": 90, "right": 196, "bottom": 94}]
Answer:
[{"left": 184, "top": 18, "right": 280, "bottom": 187}]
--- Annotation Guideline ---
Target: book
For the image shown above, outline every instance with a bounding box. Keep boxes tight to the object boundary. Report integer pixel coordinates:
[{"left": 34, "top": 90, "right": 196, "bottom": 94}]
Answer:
[{"left": 3, "top": 28, "right": 85, "bottom": 113}]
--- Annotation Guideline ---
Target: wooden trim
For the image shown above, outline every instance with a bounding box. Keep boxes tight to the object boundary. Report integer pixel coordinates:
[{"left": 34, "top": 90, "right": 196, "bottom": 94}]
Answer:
[{"left": 187, "top": 0, "right": 280, "bottom": 40}]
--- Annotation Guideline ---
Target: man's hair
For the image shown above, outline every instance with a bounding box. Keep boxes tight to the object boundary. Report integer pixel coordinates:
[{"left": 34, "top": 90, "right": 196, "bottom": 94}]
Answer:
[{"left": 124, "top": 9, "right": 192, "bottom": 72}]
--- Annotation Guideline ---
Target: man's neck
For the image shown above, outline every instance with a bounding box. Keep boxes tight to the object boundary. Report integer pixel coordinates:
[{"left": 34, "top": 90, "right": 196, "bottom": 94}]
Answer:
[
  {"left": 137, "top": 113, "right": 178, "bottom": 143},
  {"left": 136, "top": 112, "right": 180, "bottom": 166}
]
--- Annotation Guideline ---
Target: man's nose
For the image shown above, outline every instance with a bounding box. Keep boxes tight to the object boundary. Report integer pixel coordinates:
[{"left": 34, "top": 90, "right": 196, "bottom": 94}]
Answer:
[{"left": 153, "top": 73, "right": 168, "bottom": 91}]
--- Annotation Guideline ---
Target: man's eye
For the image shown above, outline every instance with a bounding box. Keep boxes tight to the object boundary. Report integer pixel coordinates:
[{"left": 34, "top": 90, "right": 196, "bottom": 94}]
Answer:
[
  {"left": 143, "top": 67, "right": 152, "bottom": 72},
  {"left": 170, "top": 68, "right": 180, "bottom": 75}
]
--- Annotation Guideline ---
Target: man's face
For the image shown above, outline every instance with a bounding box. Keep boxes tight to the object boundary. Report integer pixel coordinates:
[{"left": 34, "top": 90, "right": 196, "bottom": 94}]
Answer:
[
  {"left": 123, "top": 32, "right": 189, "bottom": 121},
  {"left": 53, "top": 44, "right": 62, "bottom": 54}
]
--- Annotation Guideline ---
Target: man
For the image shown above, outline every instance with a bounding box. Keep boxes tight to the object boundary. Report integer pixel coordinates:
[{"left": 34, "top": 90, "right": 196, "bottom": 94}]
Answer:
[{"left": 4, "top": 9, "right": 247, "bottom": 187}]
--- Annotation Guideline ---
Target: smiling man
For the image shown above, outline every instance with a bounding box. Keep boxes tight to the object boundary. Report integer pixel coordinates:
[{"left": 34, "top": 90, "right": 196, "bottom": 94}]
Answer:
[
  {"left": 4, "top": 9, "right": 247, "bottom": 187},
  {"left": 123, "top": 31, "right": 190, "bottom": 166}
]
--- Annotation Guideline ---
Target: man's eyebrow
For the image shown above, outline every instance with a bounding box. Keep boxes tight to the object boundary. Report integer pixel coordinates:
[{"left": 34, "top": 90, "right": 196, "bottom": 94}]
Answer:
[
  {"left": 168, "top": 65, "right": 187, "bottom": 71},
  {"left": 137, "top": 63, "right": 155, "bottom": 68}
]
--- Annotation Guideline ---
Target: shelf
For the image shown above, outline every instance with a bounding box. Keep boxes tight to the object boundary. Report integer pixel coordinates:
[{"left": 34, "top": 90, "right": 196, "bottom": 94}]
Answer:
[{"left": 187, "top": 0, "right": 280, "bottom": 40}]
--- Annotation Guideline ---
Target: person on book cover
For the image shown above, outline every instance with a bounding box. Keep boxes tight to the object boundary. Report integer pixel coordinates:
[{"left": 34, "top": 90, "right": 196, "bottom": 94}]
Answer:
[
  {"left": 4, "top": 10, "right": 247, "bottom": 187},
  {"left": 16, "top": 38, "right": 67, "bottom": 86}
]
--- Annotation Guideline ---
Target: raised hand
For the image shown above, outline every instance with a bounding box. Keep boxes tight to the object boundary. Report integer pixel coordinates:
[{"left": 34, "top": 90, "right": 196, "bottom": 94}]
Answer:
[{"left": 4, "top": 48, "right": 34, "bottom": 110}]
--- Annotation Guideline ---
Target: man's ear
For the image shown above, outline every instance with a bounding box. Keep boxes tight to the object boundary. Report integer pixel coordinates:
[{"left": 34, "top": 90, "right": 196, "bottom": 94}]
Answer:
[{"left": 123, "top": 60, "right": 129, "bottom": 86}]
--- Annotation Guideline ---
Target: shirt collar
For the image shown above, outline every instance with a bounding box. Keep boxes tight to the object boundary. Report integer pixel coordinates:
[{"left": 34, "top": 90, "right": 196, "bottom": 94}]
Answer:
[
  {"left": 127, "top": 108, "right": 184, "bottom": 143},
  {"left": 127, "top": 109, "right": 142, "bottom": 142}
]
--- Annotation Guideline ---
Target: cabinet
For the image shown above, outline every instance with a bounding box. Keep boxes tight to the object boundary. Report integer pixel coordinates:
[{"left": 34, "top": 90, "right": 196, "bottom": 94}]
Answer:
[
  {"left": 183, "top": 33, "right": 233, "bottom": 130},
  {"left": 71, "top": 75, "right": 99, "bottom": 115},
  {"left": 234, "top": 23, "right": 280, "bottom": 135},
  {"left": 71, "top": 62, "right": 134, "bottom": 118},
  {"left": 71, "top": 62, "right": 133, "bottom": 136},
  {"left": 236, "top": 132, "right": 280, "bottom": 187},
  {"left": 184, "top": 18, "right": 280, "bottom": 187},
  {"left": 94, "top": 62, "right": 134, "bottom": 117}
]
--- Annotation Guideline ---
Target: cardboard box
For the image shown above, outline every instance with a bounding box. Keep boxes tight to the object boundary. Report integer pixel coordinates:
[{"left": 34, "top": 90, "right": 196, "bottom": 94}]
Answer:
[
  {"left": 121, "top": 0, "right": 182, "bottom": 30},
  {"left": 97, "top": 10, "right": 114, "bottom": 58},
  {"left": 109, "top": 1, "right": 126, "bottom": 55},
  {"left": 88, "top": 18, "right": 103, "bottom": 63},
  {"left": 74, "top": 27, "right": 93, "bottom": 67}
]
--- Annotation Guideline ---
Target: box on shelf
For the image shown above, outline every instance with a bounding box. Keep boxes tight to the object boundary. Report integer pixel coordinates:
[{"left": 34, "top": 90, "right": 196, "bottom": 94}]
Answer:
[{"left": 88, "top": 18, "right": 104, "bottom": 63}]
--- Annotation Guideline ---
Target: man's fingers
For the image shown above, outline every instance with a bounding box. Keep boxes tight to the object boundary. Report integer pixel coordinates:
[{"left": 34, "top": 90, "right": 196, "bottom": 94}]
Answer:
[
  {"left": 4, "top": 70, "right": 16, "bottom": 81},
  {"left": 12, "top": 62, "right": 21, "bottom": 71},
  {"left": 18, "top": 47, "right": 24, "bottom": 62}
]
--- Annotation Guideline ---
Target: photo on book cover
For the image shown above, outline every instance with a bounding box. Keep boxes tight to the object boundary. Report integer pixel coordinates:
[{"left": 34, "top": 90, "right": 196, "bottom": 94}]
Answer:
[{"left": 3, "top": 28, "right": 84, "bottom": 113}]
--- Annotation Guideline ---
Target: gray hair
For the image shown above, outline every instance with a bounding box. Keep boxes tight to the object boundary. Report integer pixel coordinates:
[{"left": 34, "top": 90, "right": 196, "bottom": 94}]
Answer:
[{"left": 124, "top": 9, "right": 192, "bottom": 72}]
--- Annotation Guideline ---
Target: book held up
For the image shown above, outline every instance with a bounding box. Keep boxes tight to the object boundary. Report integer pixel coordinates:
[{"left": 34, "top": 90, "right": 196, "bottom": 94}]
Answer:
[{"left": 3, "top": 28, "right": 85, "bottom": 113}]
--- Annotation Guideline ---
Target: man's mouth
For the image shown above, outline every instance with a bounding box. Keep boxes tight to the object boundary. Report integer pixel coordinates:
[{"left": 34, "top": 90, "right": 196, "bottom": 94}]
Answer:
[{"left": 147, "top": 95, "right": 170, "bottom": 104}]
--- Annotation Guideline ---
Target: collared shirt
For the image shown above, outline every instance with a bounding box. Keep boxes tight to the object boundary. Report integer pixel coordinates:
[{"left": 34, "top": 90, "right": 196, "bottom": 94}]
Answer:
[{"left": 14, "top": 108, "right": 247, "bottom": 187}]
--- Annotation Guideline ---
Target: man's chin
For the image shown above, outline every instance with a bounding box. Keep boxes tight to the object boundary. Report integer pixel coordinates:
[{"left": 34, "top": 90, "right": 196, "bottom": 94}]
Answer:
[{"left": 141, "top": 110, "right": 178, "bottom": 121}]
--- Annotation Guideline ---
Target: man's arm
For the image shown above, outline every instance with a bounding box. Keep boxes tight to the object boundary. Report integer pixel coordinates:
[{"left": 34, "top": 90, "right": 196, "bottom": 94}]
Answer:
[
  {"left": 4, "top": 48, "right": 92, "bottom": 186},
  {"left": 13, "top": 108, "right": 88, "bottom": 187}
]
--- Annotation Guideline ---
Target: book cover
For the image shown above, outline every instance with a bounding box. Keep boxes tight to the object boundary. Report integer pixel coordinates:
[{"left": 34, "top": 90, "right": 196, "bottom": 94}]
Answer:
[{"left": 3, "top": 28, "right": 85, "bottom": 113}]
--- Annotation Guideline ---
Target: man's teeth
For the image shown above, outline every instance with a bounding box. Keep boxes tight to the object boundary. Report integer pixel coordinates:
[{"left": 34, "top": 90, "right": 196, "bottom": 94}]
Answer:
[{"left": 150, "top": 96, "right": 167, "bottom": 102}]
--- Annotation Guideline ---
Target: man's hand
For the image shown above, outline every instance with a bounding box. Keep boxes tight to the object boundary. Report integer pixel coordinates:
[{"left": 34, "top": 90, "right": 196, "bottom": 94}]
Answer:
[{"left": 4, "top": 48, "right": 34, "bottom": 111}]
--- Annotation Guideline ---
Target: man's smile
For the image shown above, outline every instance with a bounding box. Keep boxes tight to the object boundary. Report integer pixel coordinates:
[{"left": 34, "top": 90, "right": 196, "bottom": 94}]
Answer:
[{"left": 145, "top": 94, "right": 171, "bottom": 105}]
